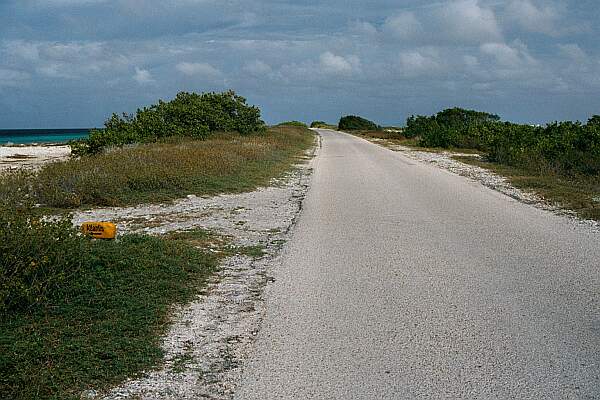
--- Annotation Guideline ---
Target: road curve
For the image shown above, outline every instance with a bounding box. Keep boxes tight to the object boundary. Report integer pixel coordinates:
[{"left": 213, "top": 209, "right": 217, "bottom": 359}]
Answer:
[{"left": 234, "top": 129, "right": 600, "bottom": 399}]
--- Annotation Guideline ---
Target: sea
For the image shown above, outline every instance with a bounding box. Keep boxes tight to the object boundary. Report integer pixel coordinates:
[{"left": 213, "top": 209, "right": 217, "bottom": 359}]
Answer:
[{"left": 0, "top": 129, "right": 91, "bottom": 145}]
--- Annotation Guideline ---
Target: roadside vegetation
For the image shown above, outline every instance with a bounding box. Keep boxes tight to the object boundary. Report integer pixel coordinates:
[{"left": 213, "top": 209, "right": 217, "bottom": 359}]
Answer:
[
  {"left": 0, "top": 125, "right": 313, "bottom": 209},
  {"left": 338, "top": 115, "right": 380, "bottom": 131},
  {"left": 0, "top": 92, "right": 314, "bottom": 399},
  {"left": 348, "top": 107, "right": 600, "bottom": 221},
  {"left": 71, "top": 90, "right": 265, "bottom": 156},
  {"left": 310, "top": 121, "right": 337, "bottom": 129},
  {"left": 276, "top": 121, "right": 308, "bottom": 128}
]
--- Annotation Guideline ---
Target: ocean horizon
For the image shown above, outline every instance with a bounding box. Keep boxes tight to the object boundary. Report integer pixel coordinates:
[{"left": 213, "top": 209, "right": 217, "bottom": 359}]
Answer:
[{"left": 0, "top": 128, "right": 91, "bottom": 145}]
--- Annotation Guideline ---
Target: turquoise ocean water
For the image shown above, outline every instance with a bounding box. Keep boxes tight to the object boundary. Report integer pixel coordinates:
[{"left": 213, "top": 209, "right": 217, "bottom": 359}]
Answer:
[{"left": 0, "top": 129, "right": 90, "bottom": 145}]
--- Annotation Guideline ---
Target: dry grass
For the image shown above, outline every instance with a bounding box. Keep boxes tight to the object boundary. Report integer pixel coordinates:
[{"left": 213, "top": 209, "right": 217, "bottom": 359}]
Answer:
[{"left": 0, "top": 126, "right": 314, "bottom": 209}]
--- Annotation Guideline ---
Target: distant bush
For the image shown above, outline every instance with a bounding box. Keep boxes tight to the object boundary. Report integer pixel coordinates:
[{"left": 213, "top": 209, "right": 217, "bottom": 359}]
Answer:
[
  {"left": 71, "top": 90, "right": 266, "bottom": 155},
  {"left": 277, "top": 121, "right": 307, "bottom": 128},
  {"left": 404, "top": 107, "right": 600, "bottom": 176},
  {"left": 338, "top": 115, "right": 380, "bottom": 131},
  {"left": 405, "top": 107, "right": 500, "bottom": 146}
]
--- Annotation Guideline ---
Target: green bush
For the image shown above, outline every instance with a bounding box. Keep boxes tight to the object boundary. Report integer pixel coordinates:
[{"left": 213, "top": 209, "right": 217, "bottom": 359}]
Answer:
[
  {"left": 338, "top": 115, "right": 380, "bottom": 131},
  {"left": 277, "top": 121, "right": 308, "bottom": 128},
  {"left": 71, "top": 90, "right": 266, "bottom": 155},
  {"left": 403, "top": 107, "right": 600, "bottom": 176},
  {"left": 406, "top": 107, "right": 500, "bottom": 146},
  {"left": 0, "top": 198, "right": 217, "bottom": 399},
  {"left": 0, "top": 204, "right": 86, "bottom": 314}
]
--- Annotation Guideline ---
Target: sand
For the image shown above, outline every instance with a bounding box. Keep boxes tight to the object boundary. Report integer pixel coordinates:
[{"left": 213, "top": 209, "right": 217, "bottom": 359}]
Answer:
[{"left": 0, "top": 145, "right": 71, "bottom": 172}]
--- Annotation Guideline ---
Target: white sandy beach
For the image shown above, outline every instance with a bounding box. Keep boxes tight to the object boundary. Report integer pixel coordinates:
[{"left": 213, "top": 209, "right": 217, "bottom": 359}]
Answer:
[{"left": 0, "top": 145, "right": 71, "bottom": 172}]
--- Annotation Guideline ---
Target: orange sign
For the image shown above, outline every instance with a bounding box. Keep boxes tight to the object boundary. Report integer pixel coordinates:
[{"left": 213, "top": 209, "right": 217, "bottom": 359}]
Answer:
[{"left": 81, "top": 222, "right": 117, "bottom": 239}]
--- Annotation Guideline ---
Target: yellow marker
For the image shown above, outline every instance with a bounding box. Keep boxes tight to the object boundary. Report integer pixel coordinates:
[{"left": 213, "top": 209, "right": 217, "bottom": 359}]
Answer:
[{"left": 81, "top": 222, "right": 117, "bottom": 239}]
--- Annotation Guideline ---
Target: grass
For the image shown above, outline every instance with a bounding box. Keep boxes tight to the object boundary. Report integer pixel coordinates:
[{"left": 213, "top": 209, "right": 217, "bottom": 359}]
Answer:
[
  {"left": 0, "top": 125, "right": 315, "bottom": 209},
  {"left": 1, "top": 233, "right": 218, "bottom": 400},
  {"left": 0, "top": 125, "right": 314, "bottom": 399},
  {"left": 454, "top": 155, "right": 600, "bottom": 221}
]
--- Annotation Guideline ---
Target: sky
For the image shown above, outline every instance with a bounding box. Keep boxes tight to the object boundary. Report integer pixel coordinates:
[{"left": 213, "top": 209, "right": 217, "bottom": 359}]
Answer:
[{"left": 0, "top": 0, "right": 599, "bottom": 128}]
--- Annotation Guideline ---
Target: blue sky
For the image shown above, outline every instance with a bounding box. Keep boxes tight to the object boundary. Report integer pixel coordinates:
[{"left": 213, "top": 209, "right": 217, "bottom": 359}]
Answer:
[{"left": 1, "top": 0, "right": 599, "bottom": 128}]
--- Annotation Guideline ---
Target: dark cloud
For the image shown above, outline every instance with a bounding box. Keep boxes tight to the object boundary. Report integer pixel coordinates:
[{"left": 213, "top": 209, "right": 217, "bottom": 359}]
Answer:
[{"left": 0, "top": 0, "right": 599, "bottom": 127}]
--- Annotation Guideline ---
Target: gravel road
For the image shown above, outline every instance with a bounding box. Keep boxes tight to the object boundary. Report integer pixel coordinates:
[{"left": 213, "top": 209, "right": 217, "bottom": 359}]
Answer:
[{"left": 234, "top": 129, "right": 600, "bottom": 399}]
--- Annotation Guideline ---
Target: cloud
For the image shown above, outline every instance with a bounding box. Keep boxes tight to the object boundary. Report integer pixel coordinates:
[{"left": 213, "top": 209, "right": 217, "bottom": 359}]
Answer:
[
  {"left": 397, "top": 49, "right": 442, "bottom": 77},
  {"left": 505, "top": 0, "right": 560, "bottom": 36},
  {"left": 433, "top": 0, "right": 502, "bottom": 44},
  {"left": 1, "top": 0, "right": 599, "bottom": 126},
  {"left": 133, "top": 67, "right": 153, "bottom": 84},
  {"left": 243, "top": 60, "right": 272, "bottom": 76},
  {"left": 383, "top": 12, "right": 422, "bottom": 40},
  {"left": 349, "top": 21, "right": 378, "bottom": 37},
  {"left": 480, "top": 41, "right": 536, "bottom": 69},
  {"left": 176, "top": 62, "right": 221, "bottom": 77},
  {"left": 558, "top": 44, "right": 588, "bottom": 63},
  {"left": 319, "top": 52, "right": 360, "bottom": 75},
  {"left": 0, "top": 68, "right": 30, "bottom": 88}
]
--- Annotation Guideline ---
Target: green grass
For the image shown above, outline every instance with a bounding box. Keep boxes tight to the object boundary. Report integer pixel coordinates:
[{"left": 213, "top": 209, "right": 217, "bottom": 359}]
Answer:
[
  {"left": 0, "top": 126, "right": 315, "bottom": 209},
  {"left": 1, "top": 233, "right": 218, "bottom": 400},
  {"left": 454, "top": 155, "right": 600, "bottom": 221}
]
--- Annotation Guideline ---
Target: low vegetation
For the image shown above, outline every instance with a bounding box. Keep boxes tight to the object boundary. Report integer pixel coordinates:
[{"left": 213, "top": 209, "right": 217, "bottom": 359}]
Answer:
[
  {"left": 0, "top": 126, "right": 314, "bottom": 209},
  {"left": 0, "top": 201, "right": 218, "bottom": 399},
  {"left": 310, "top": 121, "right": 337, "bottom": 129},
  {"left": 405, "top": 107, "right": 600, "bottom": 177},
  {"left": 338, "top": 115, "right": 380, "bottom": 131},
  {"left": 0, "top": 94, "right": 315, "bottom": 399},
  {"left": 71, "top": 91, "right": 266, "bottom": 156},
  {"left": 276, "top": 121, "right": 308, "bottom": 128}
]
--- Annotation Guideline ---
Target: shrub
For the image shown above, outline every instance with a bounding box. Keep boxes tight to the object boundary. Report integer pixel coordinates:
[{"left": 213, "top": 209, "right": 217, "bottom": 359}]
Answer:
[
  {"left": 277, "top": 121, "right": 308, "bottom": 128},
  {"left": 0, "top": 202, "right": 86, "bottom": 314},
  {"left": 71, "top": 90, "right": 266, "bottom": 155},
  {"left": 403, "top": 108, "right": 600, "bottom": 176},
  {"left": 338, "top": 115, "right": 380, "bottom": 131}
]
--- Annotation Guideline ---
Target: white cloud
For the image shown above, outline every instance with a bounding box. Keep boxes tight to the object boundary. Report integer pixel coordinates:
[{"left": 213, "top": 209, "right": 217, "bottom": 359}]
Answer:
[
  {"left": 349, "top": 21, "right": 378, "bottom": 36},
  {"left": 176, "top": 62, "right": 221, "bottom": 77},
  {"left": 398, "top": 49, "right": 441, "bottom": 77},
  {"left": 36, "top": 63, "right": 74, "bottom": 78},
  {"left": 383, "top": 12, "right": 423, "bottom": 40},
  {"left": 433, "top": 0, "right": 502, "bottom": 44},
  {"left": 243, "top": 60, "right": 272, "bottom": 76},
  {"left": 506, "top": 0, "right": 560, "bottom": 36},
  {"left": 0, "top": 68, "right": 30, "bottom": 88},
  {"left": 319, "top": 52, "right": 360, "bottom": 75},
  {"left": 558, "top": 44, "right": 588, "bottom": 63},
  {"left": 133, "top": 67, "right": 154, "bottom": 84},
  {"left": 480, "top": 41, "right": 536, "bottom": 69}
]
